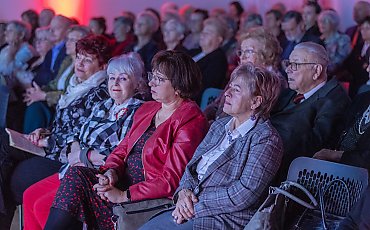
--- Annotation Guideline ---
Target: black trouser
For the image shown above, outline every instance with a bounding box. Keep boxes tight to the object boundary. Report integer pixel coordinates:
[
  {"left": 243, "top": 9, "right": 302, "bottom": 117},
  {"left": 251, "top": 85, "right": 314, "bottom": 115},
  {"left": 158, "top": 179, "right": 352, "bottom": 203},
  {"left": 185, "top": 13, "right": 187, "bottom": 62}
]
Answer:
[{"left": 338, "top": 185, "right": 370, "bottom": 230}]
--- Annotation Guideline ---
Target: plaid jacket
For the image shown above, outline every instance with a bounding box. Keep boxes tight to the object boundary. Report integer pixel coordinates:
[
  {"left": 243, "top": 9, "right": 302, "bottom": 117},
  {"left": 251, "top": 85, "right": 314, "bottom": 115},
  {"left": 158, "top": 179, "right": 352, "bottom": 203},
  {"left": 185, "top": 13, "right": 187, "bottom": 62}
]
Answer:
[
  {"left": 77, "top": 97, "right": 143, "bottom": 157},
  {"left": 176, "top": 116, "right": 283, "bottom": 230}
]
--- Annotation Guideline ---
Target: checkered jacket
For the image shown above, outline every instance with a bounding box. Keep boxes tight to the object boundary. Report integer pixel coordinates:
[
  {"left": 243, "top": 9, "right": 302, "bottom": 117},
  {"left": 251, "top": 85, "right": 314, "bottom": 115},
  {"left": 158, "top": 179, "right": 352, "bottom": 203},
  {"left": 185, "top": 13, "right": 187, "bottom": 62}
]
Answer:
[{"left": 176, "top": 116, "right": 283, "bottom": 230}]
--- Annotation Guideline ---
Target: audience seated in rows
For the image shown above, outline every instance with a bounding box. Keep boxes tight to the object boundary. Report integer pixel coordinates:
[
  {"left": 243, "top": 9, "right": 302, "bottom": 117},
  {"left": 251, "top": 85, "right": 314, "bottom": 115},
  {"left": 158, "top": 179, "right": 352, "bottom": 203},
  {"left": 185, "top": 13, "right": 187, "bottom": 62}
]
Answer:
[
  {"left": 23, "top": 52, "right": 146, "bottom": 230},
  {"left": 0, "top": 35, "right": 111, "bottom": 228},
  {"left": 140, "top": 63, "right": 283, "bottom": 230},
  {"left": 43, "top": 50, "right": 208, "bottom": 229},
  {"left": 22, "top": 25, "right": 91, "bottom": 134}
]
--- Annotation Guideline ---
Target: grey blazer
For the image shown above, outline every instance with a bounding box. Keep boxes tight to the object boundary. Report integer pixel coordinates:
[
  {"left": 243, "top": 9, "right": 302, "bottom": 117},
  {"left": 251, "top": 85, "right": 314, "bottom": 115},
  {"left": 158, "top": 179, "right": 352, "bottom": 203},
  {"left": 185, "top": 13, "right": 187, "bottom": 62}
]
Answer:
[{"left": 175, "top": 116, "right": 283, "bottom": 230}]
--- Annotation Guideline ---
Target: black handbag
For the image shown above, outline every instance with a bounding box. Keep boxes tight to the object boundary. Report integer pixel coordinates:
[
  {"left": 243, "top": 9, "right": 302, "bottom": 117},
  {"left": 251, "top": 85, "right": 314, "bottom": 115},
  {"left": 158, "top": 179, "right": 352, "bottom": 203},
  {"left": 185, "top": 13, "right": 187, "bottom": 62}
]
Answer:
[
  {"left": 111, "top": 198, "right": 174, "bottom": 230},
  {"left": 244, "top": 181, "right": 318, "bottom": 230},
  {"left": 288, "top": 179, "right": 350, "bottom": 230}
]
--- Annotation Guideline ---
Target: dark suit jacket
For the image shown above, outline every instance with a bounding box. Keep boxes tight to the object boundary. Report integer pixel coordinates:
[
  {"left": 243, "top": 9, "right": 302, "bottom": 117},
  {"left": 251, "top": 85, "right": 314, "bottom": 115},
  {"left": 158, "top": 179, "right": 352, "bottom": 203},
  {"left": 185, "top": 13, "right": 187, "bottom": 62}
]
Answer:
[
  {"left": 125, "top": 40, "right": 159, "bottom": 72},
  {"left": 281, "top": 32, "right": 324, "bottom": 60},
  {"left": 339, "top": 91, "right": 370, "bottom": 170},
  {"left": 270, "top": 79, "right": 351, "bottom": 180},
  {"left": 192, "top": 48, "right": 228, "bottom": 103},
  {"left": 33, "top": 45, "right": 67, "bottom": 86}
]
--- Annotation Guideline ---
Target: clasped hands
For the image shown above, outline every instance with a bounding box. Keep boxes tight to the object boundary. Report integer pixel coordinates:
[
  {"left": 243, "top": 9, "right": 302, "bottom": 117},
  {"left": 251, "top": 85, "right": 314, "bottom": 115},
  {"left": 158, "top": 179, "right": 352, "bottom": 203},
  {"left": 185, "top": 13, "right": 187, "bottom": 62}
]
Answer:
[
  {"left": 172, "top": 189, "right": 198, "bottom": 224},
  {"left": 23, "top": 82, "right": 46, "bottom": 106},
  {"left": 93, "top": 169, "right": 129, "bottom": 204}
]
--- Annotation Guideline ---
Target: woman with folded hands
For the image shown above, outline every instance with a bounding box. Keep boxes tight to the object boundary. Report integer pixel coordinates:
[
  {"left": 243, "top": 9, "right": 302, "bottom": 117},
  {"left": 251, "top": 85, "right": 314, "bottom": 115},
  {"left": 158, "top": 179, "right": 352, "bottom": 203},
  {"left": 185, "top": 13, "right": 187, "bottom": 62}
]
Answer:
[
  {"left": 43, "top": 50, "right": 209, "bottom": 230},
  {"left": 22, "top": 52, "right": 146, "bottom": 230},
  {"left": 140, "top": 63, "right": 284, "bottom": 230}
]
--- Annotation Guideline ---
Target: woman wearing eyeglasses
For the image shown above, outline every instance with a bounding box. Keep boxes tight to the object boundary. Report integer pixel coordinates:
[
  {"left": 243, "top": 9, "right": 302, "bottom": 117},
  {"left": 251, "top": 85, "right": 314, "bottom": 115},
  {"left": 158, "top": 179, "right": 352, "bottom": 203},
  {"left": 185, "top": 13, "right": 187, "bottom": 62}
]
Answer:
[
  {"left": 43, "top": 50, "right": 209, "bottom": 230},
  {"left": 140, "top": 63, "right": 283, "bottom": 230},
  {"left": 204, "top": 26, "right": 286, "bottom": 122}
]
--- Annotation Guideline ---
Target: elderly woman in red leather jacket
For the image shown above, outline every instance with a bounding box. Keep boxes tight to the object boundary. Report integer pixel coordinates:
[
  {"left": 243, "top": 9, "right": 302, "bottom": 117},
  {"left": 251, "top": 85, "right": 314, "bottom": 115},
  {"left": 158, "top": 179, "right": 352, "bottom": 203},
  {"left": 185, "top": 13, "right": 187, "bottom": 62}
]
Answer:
[{"left": 43, "top": 50, "right": 209, "bottom": 230}]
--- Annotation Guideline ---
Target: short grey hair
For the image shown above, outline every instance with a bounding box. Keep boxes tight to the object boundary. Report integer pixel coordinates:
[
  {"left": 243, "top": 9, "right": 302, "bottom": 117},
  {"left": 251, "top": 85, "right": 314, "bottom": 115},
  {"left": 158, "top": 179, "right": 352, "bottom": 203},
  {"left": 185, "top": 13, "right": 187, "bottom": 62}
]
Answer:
[
  {"left": 8, "top": 20, "right": 31, "bottom": 41},
  {"left": 318, "top": 10, "right": 340, "bottom": 31},
  {"left": 107, "top": 52, "right": 146, "bottom": 93},
  {"left": 294, "top": 42, "right": 329, "bottom": 67},
  {"left": 165, "top": 18, "right": 186, "bottom": 35}
]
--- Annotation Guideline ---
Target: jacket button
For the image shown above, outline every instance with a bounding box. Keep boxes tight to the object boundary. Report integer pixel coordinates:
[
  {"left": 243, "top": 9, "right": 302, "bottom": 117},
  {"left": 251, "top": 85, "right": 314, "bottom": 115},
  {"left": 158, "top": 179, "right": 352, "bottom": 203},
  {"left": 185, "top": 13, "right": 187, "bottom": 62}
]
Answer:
[{"left": 194, "top": 186, "right": 199, "bottom": 194}]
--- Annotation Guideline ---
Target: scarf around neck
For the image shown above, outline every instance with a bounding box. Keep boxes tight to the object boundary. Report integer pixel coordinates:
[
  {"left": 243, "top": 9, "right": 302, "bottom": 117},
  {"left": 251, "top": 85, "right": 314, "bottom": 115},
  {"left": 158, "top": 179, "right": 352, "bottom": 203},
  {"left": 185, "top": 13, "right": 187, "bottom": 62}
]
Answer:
[{"left": 58, "top": 70, "right": 106, "bottom": 109}]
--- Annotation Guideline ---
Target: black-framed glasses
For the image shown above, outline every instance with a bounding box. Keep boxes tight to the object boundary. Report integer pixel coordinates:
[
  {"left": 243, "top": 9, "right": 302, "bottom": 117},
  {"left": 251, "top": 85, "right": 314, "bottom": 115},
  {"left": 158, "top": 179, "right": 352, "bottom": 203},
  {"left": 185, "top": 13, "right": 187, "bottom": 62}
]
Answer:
[
  {"left": 147, "top": 72, "right": 169, "bottom": 85},
  {"left": 282, "top": 60, "right": 318, "bottom": 71},
  {"left": 236, "top": 49, "right": 258, "bottom": 57}
]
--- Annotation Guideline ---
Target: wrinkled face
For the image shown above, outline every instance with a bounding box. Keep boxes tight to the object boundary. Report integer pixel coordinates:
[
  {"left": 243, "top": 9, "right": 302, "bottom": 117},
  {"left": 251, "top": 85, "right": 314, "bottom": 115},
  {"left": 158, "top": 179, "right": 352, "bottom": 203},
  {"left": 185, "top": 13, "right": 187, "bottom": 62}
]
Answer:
[
  {"left": 134, "top": 16, "right": 152, "bottom": 36},
  {"left": 189, "top": 13, "right": 204, "bottom": 33},
  {"left": 35, "top": 32, "right": 53, "bottom": 56},
  {"left": 265, "top": 13, "right": 279, "bottom": 30},
  {"left": 286, "top": 48, "right": 318, "bottom": 93},
  {"left": 239, "top": 38, "right": 264, "bottom": 66},
  {"left": 66, "top": 30, "right": 84, "bottom": 56},
  {"left": 74, "top": 52, "right": 102, "bottom": 82},
  {"left": 302, "top": 5, "right": 317, "bottom": 27},
  {"left": 148, "top": 70, "right": 177, "bottom": 103},
  {"left": 282, "top": 18, "right": 303, "bottom": 42},
  {"left": 107, "top": 72, "right": 136, "bottom": 105},
  {"left": 199, "top": 24, "right": 222, "bottom": 51},
  {"left": 223, "top": 76, "right": 254, "bottom": 117},
  {"left": 361, "top": 22, "right": 370, "bottom": 42},
  {"left": 49, "top": 18, "right": 68, "bottom": 43},
  {"left": 5, "top": 24, "right": 22, "bottom": 43},
  {"left": 163, "top": 21, "right": 183, "bottom": 45},
  {"left": 89, "top": 20, "right": 103, "bottom": 35}
]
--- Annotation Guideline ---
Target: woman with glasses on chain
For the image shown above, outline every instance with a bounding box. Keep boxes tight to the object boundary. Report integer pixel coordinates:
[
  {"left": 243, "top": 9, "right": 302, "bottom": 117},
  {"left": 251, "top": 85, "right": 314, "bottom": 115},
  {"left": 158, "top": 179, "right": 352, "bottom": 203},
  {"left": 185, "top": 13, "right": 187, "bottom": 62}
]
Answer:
[{"left": 43, "top": 50, "right": 209, "bottom": 230}]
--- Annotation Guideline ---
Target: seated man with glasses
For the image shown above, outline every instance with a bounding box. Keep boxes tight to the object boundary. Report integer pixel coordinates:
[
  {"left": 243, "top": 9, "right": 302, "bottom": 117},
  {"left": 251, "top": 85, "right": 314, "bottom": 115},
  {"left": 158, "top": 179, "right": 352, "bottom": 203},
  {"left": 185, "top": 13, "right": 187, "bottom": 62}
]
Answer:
[{"left": 270, "top": 41, "right": 350, "bottom": 183}]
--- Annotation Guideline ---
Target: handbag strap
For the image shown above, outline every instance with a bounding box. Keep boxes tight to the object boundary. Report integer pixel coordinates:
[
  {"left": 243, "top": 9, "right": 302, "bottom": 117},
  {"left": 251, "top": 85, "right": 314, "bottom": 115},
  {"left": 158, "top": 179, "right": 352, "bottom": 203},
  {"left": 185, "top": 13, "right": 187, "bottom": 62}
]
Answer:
[
  {"left": 318, "top": 178, "right": 351, "bottom": 230},
  {"left": 272, "top": 181, "right": 318, "bottom": 209}
]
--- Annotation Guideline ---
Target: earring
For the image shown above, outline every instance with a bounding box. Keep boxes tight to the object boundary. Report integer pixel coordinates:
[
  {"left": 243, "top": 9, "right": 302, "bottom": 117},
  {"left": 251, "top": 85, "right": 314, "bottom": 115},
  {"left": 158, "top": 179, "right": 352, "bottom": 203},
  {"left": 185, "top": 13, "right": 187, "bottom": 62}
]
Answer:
[{"left": 250, "top": 113, "right": 256, "bottom": 121}]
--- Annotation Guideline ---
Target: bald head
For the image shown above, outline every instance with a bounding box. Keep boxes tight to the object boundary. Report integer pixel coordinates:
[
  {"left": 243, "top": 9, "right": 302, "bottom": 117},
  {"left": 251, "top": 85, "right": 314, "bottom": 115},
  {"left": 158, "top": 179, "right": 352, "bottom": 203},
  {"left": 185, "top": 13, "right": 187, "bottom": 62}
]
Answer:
[{"left": 354, "top": 1, "right": 370, "bottom": 24}]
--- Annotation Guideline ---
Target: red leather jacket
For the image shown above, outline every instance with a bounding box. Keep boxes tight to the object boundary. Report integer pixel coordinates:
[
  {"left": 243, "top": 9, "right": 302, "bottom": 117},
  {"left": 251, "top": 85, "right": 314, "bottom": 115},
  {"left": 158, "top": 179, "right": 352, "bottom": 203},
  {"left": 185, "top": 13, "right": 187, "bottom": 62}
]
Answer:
[{"left": 101, "top": 100, "right": 208, "bottom": 201}]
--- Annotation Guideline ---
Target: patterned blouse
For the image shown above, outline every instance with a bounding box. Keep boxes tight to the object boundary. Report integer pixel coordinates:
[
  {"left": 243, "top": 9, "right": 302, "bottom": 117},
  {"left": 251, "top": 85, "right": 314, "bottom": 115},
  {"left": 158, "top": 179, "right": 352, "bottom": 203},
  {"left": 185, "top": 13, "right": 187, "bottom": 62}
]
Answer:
[
  {"left": 46, "top": 81, "right": 109, "bottom": 163},
  {"left": 77, "top": 97, "right": 143, "bottom": 158}
]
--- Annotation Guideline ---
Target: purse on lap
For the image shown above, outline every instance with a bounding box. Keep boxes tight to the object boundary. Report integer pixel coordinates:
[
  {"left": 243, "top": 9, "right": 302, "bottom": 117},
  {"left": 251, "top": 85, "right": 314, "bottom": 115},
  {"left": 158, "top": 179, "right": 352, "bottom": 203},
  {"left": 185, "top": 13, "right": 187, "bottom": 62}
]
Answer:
[{"left": 112, "top": 198, "right": 174, "bottom": 230}]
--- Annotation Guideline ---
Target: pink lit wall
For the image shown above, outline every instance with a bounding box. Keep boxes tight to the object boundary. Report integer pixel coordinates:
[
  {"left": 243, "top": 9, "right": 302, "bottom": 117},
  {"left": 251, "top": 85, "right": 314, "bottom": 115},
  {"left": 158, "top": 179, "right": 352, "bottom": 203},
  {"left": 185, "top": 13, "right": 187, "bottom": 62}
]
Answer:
[{"left": 0, "top": 0, "right": 364, "bottom": 32}]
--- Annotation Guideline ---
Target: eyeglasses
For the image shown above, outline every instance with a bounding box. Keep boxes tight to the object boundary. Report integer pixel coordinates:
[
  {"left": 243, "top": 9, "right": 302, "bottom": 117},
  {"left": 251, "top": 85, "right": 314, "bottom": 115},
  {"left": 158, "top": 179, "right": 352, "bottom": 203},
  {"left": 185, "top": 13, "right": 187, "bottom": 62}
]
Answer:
[
  {"left": 236, "top": 49, "right": 258, "bottom": 57},
  {"left": 147, "top": 72, "right": 169, "bottom": 85},
  {"left": 282, "top": 60, "right": 317, "bottom": 71}
]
